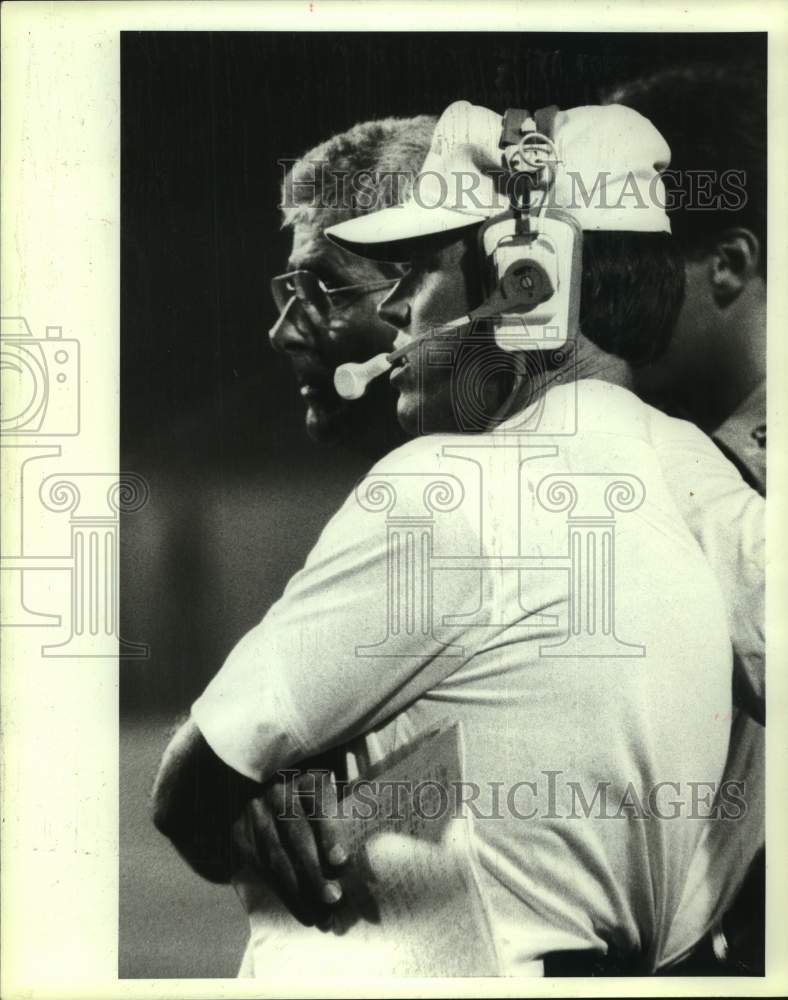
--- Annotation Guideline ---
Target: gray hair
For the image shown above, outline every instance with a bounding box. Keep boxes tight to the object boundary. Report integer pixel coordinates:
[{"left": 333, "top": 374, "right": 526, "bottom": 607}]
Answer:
[{"left": 280, "top": 115, "right": 436, "bottom": 231}]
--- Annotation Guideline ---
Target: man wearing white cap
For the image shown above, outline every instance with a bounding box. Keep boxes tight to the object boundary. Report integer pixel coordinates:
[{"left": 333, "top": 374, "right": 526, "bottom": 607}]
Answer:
[{"left": 153, "top": 100, "right": 764, "bottom": 976}]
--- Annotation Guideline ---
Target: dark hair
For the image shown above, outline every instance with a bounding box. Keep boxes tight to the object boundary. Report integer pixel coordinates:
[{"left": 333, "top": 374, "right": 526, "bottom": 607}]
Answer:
[
  {"left": 604, "top": 63, "right": 766, "bottom": 274},
  {"left": 466, "top": 226, "right": 685, "bottom": 367},
  {"left": 579, "top": 231, "right": 686, "bottom": 365}
]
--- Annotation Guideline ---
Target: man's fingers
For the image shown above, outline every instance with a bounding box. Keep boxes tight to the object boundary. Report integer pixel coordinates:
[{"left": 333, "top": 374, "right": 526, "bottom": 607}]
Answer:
[
  {"left": 231, "top": 807, "right": 261, "bottom": 872},
  {"left": 248, "top": 797, "right": 298, "bottom": 895},
  {"left": 271, "top": 780, "right": 344, "bottom": 908},
  {"left": 299, "top": 770, "right": 349, "bottom": 870},
  {"left": 242, "top": 772, "right": 350, "bottom": 927},
  {"left": 247, "top": 797, "right": 317, "bottom": 927}
]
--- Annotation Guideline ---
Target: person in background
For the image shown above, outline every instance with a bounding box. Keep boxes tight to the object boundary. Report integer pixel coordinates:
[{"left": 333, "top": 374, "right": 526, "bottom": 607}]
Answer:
[
  {"left": 605, "top": 62, "right": 766, "bottom": 974},
  {"left": 270, "top": 115, "right": 436, "bottom": 459},
  {"left": 605, "top": 62, "right": 766, "bottom": 496}
]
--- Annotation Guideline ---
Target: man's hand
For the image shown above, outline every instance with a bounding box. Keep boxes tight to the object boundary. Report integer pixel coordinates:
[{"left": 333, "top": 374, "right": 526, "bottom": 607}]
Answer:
[
  {"left": 152, "top": 719, "right": 349, "bottom": 924},
  {"left": 236, "top": 769, "right": 349, "bottom": 927},
  {"left": 151, "top": 717, "right": 259, "bottom": 883}
]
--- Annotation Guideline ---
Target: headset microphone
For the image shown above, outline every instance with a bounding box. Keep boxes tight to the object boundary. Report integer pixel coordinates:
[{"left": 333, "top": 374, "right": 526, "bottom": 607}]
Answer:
[
  {"left": 333, "top": 352, "right": 396, "bottom": 401},
  {"left": 333, "top": 326, "right": 466, "bottom": 401},
  {"left": 333, "top": 105, "right": 583, "bottom": 400},
  {"left": 332, "top": 242, "right": 566, "bottom": 399}
]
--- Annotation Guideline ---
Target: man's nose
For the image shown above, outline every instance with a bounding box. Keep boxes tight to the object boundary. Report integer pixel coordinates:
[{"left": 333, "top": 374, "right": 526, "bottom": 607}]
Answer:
[
  {"left": 377, "top": 282, "right": 411, "bottom": 330},
  {"left": 268, "top": 299, "right": 319, "bottom": 354}
]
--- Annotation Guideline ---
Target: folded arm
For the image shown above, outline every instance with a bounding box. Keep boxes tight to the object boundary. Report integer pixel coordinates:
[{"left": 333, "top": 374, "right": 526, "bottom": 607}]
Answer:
[
  {"left": 152, "top": 715, "right": 350, "bottom": 924},
  {"left": 154, "top": 441, "right": 482, "bottom": 917},
  {"left": 151, "top": 715, "right": 258, "bottom": 883}
]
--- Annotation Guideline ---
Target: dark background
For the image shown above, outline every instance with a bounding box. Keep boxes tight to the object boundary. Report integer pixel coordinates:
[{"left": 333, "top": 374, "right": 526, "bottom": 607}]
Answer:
[{"left": 120, "top": 30, "right": 766, "bottom": 978}]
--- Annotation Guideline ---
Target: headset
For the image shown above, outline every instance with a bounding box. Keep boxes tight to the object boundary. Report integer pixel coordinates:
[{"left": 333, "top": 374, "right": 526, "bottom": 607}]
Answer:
[
  {"left": 473, "top": 106, "right": 583, "bottom": 353},
  {"left": 334, "top": 107, "right": 583, "bottom": 400}
]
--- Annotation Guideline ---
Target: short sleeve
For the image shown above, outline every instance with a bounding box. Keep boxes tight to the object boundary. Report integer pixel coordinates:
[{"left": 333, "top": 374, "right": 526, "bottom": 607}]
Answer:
[{"left": 192, "top": 438, "right": 489, "bottom": 782}]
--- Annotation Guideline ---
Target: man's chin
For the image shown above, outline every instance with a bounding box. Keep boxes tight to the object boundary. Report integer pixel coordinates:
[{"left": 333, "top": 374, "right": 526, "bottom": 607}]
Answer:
[
  {"left": 304, "top": 397, "right": 352, "bottom": 444},
  {"left": 302, "top": 384, "right": 412, "bottom": 451},
  {"left": 396, "top": 395, "right": 421, "bottom": 437}
]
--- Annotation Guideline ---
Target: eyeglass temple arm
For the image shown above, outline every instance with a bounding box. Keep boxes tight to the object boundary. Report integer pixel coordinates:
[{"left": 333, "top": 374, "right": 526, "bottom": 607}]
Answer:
[
  {"left": 326, "top": 277, "right": 400, "bottom": 296},
  {"left": 268, "top": 294, "right": 298, "bottom": 341}
]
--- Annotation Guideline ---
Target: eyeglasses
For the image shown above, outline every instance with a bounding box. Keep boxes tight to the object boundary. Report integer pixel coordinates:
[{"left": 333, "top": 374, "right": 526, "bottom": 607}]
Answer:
[{"left": 270, "top": 269, "right": 399, "bottom": 326}]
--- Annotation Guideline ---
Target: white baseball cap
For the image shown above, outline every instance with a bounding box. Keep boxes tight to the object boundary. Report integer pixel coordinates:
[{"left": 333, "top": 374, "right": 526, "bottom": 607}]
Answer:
[{"left": 325, "top": 100, "right": 672, "bottom": 261}]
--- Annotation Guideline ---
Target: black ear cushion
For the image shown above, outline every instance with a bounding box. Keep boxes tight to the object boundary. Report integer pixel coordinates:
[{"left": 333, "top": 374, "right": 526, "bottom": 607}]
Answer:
[
  {"left": 534, "top": 105, "right": 560, "bottom": 140},
  {"left": 498, "top": 108, "right": 533, "bottom": 149},
  {"left": 499, "top": 105, "right": 559, "bottom": 146}
]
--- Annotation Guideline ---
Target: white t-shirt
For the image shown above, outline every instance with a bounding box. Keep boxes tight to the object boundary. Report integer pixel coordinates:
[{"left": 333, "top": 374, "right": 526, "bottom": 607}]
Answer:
[{"left": 193, "top": 379, "right": 764, "bottom": 974}]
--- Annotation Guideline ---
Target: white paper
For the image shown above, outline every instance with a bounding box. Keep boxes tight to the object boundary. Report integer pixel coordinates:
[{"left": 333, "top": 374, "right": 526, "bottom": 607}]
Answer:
[{"left": 236, "top": 722, "right": 501, "bottom": 978}]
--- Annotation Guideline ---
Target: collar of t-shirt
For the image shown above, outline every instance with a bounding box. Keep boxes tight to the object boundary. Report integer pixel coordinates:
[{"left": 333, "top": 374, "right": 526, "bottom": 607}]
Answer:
[{"left": 711, "top": 382, "right": 766, "bottom": 496}]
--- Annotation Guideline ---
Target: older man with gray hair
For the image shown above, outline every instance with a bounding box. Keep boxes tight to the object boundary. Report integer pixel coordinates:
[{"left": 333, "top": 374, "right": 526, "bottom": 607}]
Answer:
[{"left": 270, "top": 115, "right": 435, "bottom": 456}]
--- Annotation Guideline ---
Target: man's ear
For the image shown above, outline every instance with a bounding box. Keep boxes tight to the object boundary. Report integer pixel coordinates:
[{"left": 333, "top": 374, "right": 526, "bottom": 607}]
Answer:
[{"left": 709, "top": 228, "right": 762, "bottom": 303}]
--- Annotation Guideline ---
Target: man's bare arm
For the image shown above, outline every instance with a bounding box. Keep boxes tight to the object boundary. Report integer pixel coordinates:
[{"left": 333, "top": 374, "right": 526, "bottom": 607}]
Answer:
[
  {"left": 151, "top": 717, "right": 348, "bottom": 923},
  {"left": 151, "top": 717, "right": 258, "bottom": 883}
]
